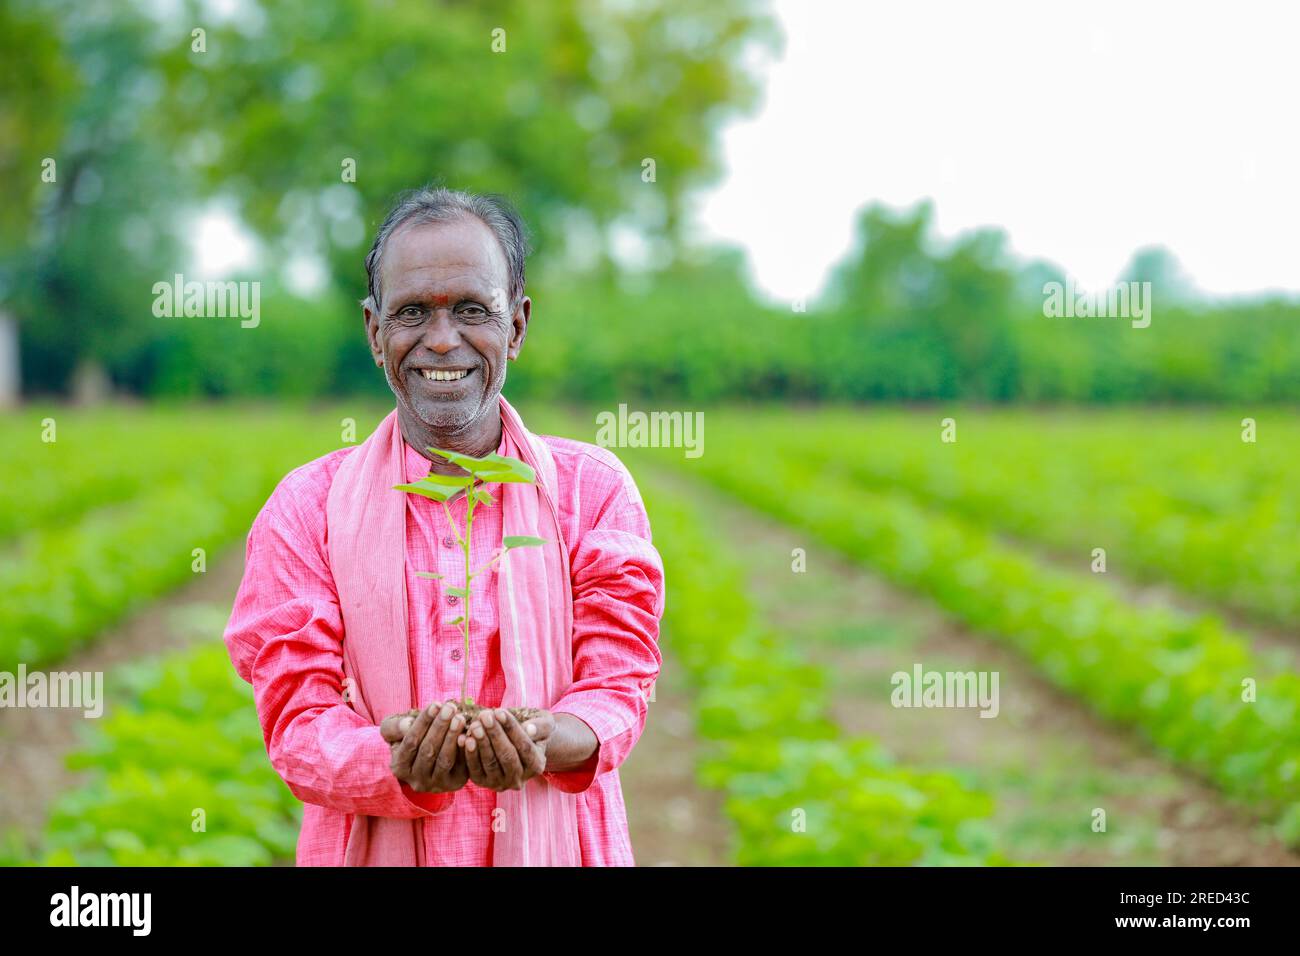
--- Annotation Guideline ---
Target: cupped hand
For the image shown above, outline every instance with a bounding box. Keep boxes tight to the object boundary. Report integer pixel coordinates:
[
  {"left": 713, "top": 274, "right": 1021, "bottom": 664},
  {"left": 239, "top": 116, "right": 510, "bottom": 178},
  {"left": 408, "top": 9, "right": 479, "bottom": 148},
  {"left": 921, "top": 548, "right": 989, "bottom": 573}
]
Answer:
[
  {"left": 459, "top": 708, "right": 553, "bottom": 791},
  {"left": 381, "top": 699, "right": 470, "bottom": 794}
]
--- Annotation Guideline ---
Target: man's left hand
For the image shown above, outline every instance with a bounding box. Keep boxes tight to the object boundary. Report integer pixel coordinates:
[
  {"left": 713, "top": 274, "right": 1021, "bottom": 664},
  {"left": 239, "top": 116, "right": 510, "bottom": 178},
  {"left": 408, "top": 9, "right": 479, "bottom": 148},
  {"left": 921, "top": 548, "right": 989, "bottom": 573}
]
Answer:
[{"left": 460, "top": 708, "right": 553, "bottom": 791}]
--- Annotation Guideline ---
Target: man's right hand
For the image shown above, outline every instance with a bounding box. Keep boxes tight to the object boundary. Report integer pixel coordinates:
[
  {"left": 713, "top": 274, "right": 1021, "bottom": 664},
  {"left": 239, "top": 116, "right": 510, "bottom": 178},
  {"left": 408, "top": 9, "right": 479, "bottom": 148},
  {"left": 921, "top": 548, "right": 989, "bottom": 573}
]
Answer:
[{"left": 381, "top": 700, "right": 469, "bottom": 794}]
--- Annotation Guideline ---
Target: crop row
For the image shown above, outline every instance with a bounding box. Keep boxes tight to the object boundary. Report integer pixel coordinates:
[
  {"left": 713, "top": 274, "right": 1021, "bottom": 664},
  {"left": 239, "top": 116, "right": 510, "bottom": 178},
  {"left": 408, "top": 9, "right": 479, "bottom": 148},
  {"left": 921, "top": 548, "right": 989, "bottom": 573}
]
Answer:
[
  {"left": 0, "top": 408, "right": 357, "bottom": 672},
  {"left": 667, "top": 440, "right": 1300, "bottom": 843},
  {"left": 708, "top": 408, "right": 1300, "bottom": 626},
  {"left": 637, "top": 467, "right": 1008, "bottom": 865},
  {"left": 0, "top": 407, "right": 355, "bottom": 542},
  {"left": 20, "top": 644, "right": 302, "bottom": 866},
  {"left": 2, "top": 411, "right": 209, "bottom": 542}
]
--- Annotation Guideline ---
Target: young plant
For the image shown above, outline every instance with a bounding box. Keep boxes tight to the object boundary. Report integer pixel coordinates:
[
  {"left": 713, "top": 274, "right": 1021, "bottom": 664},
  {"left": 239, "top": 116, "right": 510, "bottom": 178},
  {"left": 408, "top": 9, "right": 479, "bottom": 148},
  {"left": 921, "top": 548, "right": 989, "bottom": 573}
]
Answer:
[{"left": 394, "top": 447, "right": 546, "bottom": 724}]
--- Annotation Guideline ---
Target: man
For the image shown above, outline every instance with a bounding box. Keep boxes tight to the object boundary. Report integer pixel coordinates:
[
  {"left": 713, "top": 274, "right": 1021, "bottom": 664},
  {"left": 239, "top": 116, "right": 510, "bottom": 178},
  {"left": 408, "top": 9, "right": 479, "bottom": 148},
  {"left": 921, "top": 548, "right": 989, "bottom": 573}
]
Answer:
[{"left": 223, "top": 186, "right": 665, "bottom": 866}]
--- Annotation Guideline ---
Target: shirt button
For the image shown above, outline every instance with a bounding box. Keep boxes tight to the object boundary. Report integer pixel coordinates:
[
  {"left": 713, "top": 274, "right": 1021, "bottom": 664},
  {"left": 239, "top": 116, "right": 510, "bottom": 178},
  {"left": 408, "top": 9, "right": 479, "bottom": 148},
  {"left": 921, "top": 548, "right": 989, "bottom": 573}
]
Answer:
[
  {"left": 442, "top": 535, "right": 455, "bottom": 548},
  {"left": 447, "top": 594, "right": 459, "bottom": 606},
  {"left": 450, "top": 648, "right": 462, "bottom": 662}
]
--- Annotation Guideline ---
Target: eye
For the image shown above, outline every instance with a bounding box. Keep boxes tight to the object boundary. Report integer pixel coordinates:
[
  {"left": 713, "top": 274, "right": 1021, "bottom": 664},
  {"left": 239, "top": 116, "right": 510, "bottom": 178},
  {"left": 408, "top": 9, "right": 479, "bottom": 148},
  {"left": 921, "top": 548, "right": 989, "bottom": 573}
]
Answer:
[
  {"left": 396, "top": 305, "right": 424, "bottom": 318},
  {"left": 458, "top": 304, "right": 489, "bottom": 319}
]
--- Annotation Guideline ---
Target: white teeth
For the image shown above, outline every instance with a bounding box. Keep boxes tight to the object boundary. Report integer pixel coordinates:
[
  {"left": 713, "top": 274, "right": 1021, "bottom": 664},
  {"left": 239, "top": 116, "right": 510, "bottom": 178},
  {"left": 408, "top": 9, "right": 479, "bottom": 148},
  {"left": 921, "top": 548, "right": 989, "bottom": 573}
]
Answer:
[{"left": 422, "top": 369, "right": 469, "bottom": 381}]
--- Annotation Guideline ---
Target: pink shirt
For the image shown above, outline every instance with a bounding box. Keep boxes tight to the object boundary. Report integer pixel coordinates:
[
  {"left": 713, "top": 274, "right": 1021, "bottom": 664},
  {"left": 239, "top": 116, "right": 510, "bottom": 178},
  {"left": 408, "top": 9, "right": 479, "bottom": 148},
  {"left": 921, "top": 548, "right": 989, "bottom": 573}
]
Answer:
[{"left": 223, "top": 426, "right": 665, "bottom": 866}]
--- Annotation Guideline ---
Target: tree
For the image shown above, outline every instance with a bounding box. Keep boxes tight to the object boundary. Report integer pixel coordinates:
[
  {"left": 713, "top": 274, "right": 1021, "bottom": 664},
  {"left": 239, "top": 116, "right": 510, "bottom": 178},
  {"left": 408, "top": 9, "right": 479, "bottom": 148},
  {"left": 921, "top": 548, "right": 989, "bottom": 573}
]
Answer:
[
  {"left": 1120, "top": 246, "right": 1199, "bottom": 304},
  {"left": 5, "top": 0, "right": 780, "bottom": 394}
]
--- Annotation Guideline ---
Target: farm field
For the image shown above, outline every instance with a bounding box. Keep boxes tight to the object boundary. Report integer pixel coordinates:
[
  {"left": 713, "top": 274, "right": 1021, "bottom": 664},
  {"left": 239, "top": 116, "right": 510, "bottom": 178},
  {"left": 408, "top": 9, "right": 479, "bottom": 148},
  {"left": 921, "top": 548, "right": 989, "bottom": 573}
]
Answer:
[
  {"left": 547, "top": 405, "right": 1300, "bottom": 860},
  {"left": 701, "top": 407, "right": 1300, "bottom": 628},
  {"left": 1, "top": 403, "right": 1296, "bottom": 865},
  {"left": 0, "top": 406, "right": 361, "bottom": 673}
]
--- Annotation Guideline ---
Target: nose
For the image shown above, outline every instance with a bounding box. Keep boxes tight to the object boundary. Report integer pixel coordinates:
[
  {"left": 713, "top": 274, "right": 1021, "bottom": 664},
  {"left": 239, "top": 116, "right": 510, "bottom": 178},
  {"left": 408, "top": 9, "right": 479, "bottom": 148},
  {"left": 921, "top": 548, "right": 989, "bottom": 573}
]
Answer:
[{"left": 421, "top": 308, "right": 461, "bottom": 354}]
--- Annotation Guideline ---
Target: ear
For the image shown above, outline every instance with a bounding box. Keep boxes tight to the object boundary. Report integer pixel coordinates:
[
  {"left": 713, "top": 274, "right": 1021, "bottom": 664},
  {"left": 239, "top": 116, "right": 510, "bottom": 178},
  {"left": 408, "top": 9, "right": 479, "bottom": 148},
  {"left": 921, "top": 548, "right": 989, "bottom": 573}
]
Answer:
[
  {"left": 362, "top": 296, "right": 385, "bottom": 367},
  {"left": 506, "top": 295, "right": 531, "bottom": 361}
]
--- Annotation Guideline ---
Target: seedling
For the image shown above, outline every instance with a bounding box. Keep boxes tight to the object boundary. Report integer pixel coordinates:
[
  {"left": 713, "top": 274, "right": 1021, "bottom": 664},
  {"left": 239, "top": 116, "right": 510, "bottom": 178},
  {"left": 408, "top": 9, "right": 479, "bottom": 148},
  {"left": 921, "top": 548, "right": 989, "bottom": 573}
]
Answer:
[{"left": 394, "top": 447, "right": 547, "bottom": 726}]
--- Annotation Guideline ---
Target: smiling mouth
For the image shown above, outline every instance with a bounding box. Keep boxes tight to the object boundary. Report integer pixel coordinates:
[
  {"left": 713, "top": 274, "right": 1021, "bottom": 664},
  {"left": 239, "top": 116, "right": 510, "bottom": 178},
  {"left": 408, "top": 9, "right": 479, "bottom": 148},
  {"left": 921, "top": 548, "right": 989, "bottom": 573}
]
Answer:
[{"left": 415, "top": 368, "right": 474, "bottom": 383}]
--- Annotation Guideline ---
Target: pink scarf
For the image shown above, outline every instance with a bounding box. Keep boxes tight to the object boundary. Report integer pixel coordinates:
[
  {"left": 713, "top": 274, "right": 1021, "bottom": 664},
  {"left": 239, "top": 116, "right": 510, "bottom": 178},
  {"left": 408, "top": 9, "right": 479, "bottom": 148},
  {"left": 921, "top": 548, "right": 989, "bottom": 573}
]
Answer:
[{"left": 325, "top": 395, "right": 581, "bottom": 866}]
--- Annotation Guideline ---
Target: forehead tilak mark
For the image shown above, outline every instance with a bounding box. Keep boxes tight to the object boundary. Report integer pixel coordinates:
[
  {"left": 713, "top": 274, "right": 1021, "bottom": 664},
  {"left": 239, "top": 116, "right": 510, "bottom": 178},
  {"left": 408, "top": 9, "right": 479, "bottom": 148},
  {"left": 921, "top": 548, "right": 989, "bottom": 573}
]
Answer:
[{"left": 392, "top": 289, "right": 483, "bottom": 309}]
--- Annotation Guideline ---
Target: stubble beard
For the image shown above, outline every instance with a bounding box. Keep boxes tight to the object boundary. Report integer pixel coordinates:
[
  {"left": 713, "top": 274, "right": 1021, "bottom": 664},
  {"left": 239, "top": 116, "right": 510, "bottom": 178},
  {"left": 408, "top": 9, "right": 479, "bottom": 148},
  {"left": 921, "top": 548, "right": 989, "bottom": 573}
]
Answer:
[{"left": 388, "top": 360, "right": 506, "bottom": 438}]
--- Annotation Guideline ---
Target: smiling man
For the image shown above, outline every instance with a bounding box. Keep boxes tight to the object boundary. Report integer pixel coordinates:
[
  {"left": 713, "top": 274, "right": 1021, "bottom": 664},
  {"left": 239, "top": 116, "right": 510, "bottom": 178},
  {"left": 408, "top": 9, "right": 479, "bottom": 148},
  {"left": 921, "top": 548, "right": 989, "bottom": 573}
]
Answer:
[{"left": 223, "top": 186, "right": 666, "bottom": 866}]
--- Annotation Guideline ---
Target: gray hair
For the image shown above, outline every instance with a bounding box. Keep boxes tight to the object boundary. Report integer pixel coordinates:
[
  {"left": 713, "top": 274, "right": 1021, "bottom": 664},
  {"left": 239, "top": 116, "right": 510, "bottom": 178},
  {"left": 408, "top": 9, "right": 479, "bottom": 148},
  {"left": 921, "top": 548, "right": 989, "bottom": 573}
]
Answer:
[{"left": 363, "top": 185, "right": 529, "bottom": 310}]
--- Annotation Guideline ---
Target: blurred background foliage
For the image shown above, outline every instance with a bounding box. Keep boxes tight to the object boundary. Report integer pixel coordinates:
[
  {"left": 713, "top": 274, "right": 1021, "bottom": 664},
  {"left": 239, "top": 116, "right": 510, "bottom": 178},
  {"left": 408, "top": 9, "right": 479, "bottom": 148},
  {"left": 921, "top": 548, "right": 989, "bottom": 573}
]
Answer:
[
  {"left": 2, "top": 0, "right": 1298, "bottom": 405},
  {"left": 2, "top": 0, "right": 781, "bottom": 397}
]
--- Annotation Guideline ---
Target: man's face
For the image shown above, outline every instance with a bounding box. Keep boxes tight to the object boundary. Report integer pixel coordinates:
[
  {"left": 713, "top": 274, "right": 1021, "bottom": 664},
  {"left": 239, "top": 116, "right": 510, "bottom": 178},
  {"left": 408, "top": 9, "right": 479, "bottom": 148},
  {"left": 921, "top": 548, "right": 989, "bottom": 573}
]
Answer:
[{"left": 364, "top": 216, "right": 529, "bottom": 432}]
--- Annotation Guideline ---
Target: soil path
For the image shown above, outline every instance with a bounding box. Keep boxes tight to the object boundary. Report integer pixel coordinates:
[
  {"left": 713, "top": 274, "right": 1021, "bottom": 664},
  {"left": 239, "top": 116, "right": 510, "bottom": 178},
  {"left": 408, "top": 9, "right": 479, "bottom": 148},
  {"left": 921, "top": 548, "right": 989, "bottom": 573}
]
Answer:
[{"left": 648, "top": 467, "right": 1298, "bottom": 866}]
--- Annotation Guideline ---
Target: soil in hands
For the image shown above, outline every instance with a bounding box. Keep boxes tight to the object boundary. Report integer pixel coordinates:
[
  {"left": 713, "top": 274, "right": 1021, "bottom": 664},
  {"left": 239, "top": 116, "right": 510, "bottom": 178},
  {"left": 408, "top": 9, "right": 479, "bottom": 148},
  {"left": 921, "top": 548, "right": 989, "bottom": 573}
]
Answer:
[{"left": 404, "top": 700, "right": 544, "bottom": 727}]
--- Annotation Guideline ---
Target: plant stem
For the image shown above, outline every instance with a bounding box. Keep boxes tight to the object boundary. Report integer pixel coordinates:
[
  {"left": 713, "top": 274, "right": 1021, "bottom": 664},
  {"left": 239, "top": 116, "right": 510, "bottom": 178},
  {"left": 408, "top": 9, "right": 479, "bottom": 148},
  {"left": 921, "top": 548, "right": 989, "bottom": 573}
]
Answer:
[{"left": 461, "top": 476, "right": 475, "bottom": 704}]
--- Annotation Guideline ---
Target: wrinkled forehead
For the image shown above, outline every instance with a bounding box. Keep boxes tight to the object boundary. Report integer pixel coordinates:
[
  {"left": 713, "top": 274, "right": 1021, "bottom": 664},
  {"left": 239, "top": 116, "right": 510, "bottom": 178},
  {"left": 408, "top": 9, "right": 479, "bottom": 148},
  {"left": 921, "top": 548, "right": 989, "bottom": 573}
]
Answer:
[{"left": 380, "top": 216, "right": 509, "bottom": 299}]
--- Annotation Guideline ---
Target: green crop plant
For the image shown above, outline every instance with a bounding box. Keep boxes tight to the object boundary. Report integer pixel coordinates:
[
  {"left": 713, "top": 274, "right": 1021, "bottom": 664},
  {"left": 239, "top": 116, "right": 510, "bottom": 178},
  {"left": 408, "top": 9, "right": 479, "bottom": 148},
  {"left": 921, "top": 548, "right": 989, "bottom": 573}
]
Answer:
[{"left": 395, "top": 447, "right": 547, "bottom": 722}]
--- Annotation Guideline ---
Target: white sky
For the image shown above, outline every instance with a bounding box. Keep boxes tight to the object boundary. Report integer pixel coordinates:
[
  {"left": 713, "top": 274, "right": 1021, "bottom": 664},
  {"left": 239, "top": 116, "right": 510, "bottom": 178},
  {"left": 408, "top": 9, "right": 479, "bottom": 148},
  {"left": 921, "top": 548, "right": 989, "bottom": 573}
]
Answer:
[
  {"left": 195, "top": 1, "right": 1299, "bottom": 301},
  {"left": 692, "top": 0, "right": 1300, "bottom": 302}
]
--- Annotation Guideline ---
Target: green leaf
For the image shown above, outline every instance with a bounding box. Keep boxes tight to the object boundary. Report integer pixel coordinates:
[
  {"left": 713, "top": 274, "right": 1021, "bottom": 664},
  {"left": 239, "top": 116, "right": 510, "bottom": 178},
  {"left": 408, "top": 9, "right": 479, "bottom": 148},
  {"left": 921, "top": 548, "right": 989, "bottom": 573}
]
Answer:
[
  {"left": 393, "top": 476, "right": 468, "bottom": 502},
  {"left": 415, "top": 571, "right": 443, "bottom": 580},
  {"left": 482, "top": 470, "right": 535, "bottom": 484},
  {"left": 428, "top": 448, "right": 536, "bottom": 484},
  {"left": 503, "top": 535, "right": 547, "bottom": 549},
  {"left": 448, "top": 616, "right": 465, "bottom": 627},
  {"left": 471, "top": 489, "right": 496, "bottom": 507},
  {"left": 417, "top": 471, "right": 474, "bottom": 489},
  {"left": 476, "top": 453, "right": 537, "bottom": 483},
  {"left": 446, "top": 586, "right": 469, "bottom": 598},
  {"left": 426, "top": 447, "right": 487, "bottom": 475}
]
